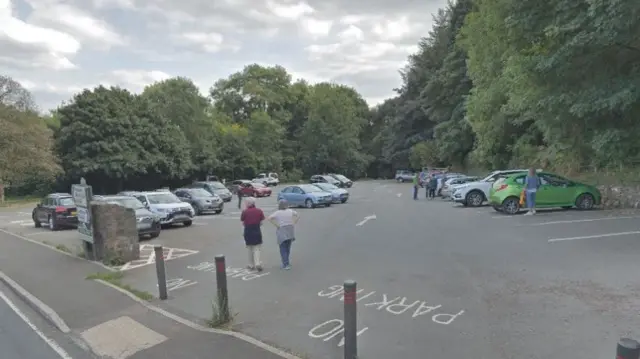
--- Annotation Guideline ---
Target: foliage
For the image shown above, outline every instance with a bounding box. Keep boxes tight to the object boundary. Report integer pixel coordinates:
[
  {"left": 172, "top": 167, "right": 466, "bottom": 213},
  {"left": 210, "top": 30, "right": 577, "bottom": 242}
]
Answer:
[{"left": 3, "top": 0, "right": 640, "bottom": 193}]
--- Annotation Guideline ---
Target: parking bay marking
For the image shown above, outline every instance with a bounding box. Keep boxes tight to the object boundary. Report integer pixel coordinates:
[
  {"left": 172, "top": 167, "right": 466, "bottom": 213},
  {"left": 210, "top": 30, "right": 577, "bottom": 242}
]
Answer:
[
  {"left": 187, "top": 262, "right": 270, "bottom": 280},
  {"left": 356, "top": 215, "right": 376, "bottom": 226},
  {"left": 548, "top": 231, "right": 640, "bottom": 243},
  {"left": 528, "top": 215, "right": 640, "bottom": 226}
]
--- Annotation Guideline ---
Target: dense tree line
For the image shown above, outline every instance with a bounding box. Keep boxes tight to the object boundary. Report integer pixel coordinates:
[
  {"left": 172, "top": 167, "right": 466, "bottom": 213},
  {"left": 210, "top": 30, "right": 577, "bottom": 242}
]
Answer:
[{"left": 2, "top": 0, "right": 638, "bottom": 196}]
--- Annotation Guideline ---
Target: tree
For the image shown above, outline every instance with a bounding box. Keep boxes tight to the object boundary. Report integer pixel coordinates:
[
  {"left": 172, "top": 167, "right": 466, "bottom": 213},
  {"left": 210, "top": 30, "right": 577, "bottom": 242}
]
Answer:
[{"left": 0, "top": 75, "right": 36, "bottom": 112}]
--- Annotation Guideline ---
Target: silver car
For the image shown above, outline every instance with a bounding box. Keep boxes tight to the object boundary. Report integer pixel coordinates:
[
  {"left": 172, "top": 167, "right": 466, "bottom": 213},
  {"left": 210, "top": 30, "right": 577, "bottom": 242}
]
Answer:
[
  {"left": 189, "top": 181, "right": 233, "bottom": 202},
  {"left": 174, "top": 188, "right": 224, "bottom": 215},
  {"left": 119, "top": 191, "right": 195, "bottom": 227},
  {"left": 440, "top": 176, "right": 479, "bottom": 198}
]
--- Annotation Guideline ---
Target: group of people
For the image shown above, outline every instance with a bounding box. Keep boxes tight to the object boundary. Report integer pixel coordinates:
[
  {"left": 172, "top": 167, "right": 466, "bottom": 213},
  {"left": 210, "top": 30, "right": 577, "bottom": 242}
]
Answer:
[
  {"left": 239, "top": 197, "right": 298, "bottom": 271},
  {"left": 412, "top": 171, "right": 445, "bottom": 200}
]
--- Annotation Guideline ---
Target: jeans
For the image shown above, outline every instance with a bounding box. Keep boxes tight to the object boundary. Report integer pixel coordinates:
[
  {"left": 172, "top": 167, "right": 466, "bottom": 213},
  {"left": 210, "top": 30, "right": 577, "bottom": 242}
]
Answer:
[
  {"left": 526, "top": 190, "right": 536, "bottom": 209},
  {"left": 237, "top": 194, "right": 243, "bottom": 209},
  {"left": 279, "top": 239, "right": 292, "bottom": 267},
  {"left": 428, "top": 188, "right": 436, "bottom": 198}
]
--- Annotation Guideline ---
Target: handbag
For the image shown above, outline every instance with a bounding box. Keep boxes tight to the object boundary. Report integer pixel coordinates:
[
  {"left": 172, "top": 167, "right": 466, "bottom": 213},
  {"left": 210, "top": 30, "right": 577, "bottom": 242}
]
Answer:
[{"left": 519, "top": 190, "right": 525, "bottom": 206}]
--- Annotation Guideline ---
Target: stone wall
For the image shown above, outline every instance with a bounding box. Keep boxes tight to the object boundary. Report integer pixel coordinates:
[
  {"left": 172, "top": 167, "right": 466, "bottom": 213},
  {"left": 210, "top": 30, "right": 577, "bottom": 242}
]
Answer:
[
  {"left": 598, "top": 185, "right": 640, "bottom": 209},
  {"left": 90, "top": 202, "right": 140, "bottom": 263}
]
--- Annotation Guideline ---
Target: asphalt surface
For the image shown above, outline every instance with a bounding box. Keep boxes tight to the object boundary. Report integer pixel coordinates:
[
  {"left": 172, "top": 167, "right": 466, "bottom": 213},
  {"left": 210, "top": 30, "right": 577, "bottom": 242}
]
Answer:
[
  {"left": 3, "top": 181, "right": 640, "bottom": 359},
  {"left": 0, "top": 281, "right": 95, "bottom": 359}
]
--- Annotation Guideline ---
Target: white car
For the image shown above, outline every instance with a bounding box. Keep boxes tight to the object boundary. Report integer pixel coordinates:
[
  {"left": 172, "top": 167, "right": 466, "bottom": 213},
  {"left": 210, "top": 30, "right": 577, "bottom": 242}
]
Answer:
[
  {"left": 253, "top": 172, "right": 279, "bottom": 186},
  {"left": 120, "top": 191, "right": 195, "bottom": 227},
  {"left": 441, "top": 176, "right": 479, "bottom": 198},
  {"left": 451, "top": 170, "right": 529, "bottom": 207}
]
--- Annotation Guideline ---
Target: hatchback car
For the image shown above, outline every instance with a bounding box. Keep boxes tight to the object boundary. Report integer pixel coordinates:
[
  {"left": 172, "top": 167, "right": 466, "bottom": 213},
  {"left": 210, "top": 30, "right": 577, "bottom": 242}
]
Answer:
[
  {"left": 188, "top": 181, "right": 233, "bottom": 202},
  {"left": 278, "top": 184, "right": 332, "bottom": 208},
  {"left": 93, "top": 195, "right": 161, "bottom": 238},
  {"left": 395, "top": 170, "right": 414, "bottom": 182},
  {"left": 489, "top": 172, "right": 601, "bottom": 214},
  {"left": 310, "top": 175, "right": 341, "bottom": 187},
  {"left": 32, "top": 193, "right": 78, "bottom": 230},
  {"left": 119, "top": 191, "right": 195, "bottom": 227},
  {"left": 238, "top": 182, "right": 272, "bottom": 197},
  {"left": 328, "top": 173, "right": 353, "bottom": 188},
  {"left": 312, "top": 183, "right": 349, "bottom": 203},
  {"left": 174, "top": 188, "right": 223, "bottom": 215}
]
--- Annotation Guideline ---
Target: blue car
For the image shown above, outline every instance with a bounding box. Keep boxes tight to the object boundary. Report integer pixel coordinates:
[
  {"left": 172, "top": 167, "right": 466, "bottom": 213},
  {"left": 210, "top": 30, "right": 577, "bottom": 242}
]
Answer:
[
  {"left": 277, "top": 184, "right": 333, "bottom": 208},
  {"left": 312, "top": 183, "right": 349, "bottom": 203}
]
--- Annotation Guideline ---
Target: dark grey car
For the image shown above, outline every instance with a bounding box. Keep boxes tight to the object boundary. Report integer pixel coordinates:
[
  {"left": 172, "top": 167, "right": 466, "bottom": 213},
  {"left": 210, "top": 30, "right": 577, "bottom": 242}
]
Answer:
[
  {"left": 174, "top": 188, "right": 224, "bottom": 215},
  {"left": 188, "top": 181, "right": 233, "bottom": 202},
  {"left": 92, "top": 195, "right": 161, "bottom": 239}
]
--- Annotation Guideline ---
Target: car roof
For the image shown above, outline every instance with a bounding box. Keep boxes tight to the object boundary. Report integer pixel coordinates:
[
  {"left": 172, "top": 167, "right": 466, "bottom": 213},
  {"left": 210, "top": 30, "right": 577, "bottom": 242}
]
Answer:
[{"left": 95, "top": 195, "right": 133, "bottom": 200}]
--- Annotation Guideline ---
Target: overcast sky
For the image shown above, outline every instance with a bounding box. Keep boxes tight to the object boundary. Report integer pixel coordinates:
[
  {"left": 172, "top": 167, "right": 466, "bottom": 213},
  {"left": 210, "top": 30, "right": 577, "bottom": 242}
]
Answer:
[{"left": 1, "top": 0, "right": 446, "bottom": 111}]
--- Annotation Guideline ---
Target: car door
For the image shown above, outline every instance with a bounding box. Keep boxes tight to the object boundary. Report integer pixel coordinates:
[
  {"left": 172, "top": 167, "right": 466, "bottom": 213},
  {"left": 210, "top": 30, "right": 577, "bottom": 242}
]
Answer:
[
  {"left": 538, "top": 173, "right": 571, "bottom": 206},
  {"left": 36, "top": 197, "right": 48, "bottom": 221},
  {"left": 40, "top": 196, "right": 54, "bottom": 221},
  {"left": 290, "top": 186, "right": 304, "bottom": 205}
]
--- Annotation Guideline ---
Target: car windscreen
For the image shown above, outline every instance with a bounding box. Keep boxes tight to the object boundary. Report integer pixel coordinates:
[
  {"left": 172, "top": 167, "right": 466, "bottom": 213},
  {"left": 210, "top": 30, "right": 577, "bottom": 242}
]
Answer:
[
  {"left": 58, "top": 197, "right": 75, "bottom": 206},
  {"left": 315, "top": 183, "right": 337, "bottom": 191},
  {"left": 109, "top": 197, "right": 145, "bottom": 209},
  {"left": 300, "top": 185, "right": 323, "bottom": 193},
  {"left": 147, "top": 193, "right": 180, "bottom": 204},
  {"left": 208, "top": 182, "right": 226, "bottom": 189},
  {"left": 189, "top": 189, "right": 213, "bottom": 197},
  {"left": 334, "top": 175, "right": 348, "bottom": 181}
]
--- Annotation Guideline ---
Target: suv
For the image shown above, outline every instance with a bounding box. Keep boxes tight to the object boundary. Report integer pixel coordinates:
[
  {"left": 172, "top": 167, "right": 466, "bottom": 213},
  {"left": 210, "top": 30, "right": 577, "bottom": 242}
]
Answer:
[
  {"left": 395, "top": 170, "right": 414, "bottom": 182},
  {"left": 328, "top": 173, "right": 353, "bottom": 188},
  {"left": 32, "top": 193, "right": 78, "bottom": 230},
  {"left": 188, "top": 181, "right": 233, "bottom": 202},
  {"left": 253, "top": 173, "right": 279, "bottom": 186},
  {"left": 451, "top": 170, "right": 530, "bottom": 207},
  {"left": 92, "top": 195, "right": 161, "bottom": 238},
  {"left": 174, "top": 188, "right": 224, "bottom": 215},
  {"left": 310, "top": 175, "right": 341, "bottom": 186},
  {"left": 119, "top": 191, "right": 195, "bottom": 227}
]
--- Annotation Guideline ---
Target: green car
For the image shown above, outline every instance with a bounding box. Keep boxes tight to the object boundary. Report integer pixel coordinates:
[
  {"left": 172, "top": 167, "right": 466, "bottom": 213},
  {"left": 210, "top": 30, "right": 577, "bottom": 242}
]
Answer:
[{"left": 488, "top": 172, "right": 601, "bottom": 214}]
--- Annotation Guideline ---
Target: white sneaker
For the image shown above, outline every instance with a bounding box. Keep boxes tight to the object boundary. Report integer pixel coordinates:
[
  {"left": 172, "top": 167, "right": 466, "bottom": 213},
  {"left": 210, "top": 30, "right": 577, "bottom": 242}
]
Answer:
[{"left": 524, "top": 211, "right": 533, "bottom": 216}]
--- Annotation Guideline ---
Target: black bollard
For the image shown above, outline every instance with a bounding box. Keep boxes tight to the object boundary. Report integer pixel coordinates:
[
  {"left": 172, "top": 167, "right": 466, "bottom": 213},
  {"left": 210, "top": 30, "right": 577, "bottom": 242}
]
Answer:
[
  {"left": 617, "top": 338, "right": 640, "bottom": 359},
  {"left": 215, "top": 255, "right": 230, "bottom": 322},
  {"left": 154, "top": 245, "right": 167, "bottom": 300},
  {"left": 343, "top": 280, "right": 357, "bottom": 359}
]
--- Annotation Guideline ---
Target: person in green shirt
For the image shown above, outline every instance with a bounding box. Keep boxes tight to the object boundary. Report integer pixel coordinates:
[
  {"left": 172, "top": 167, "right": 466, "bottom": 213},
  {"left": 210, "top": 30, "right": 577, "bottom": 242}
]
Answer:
[{"left": 412, "top": 173, "right": 419, "bottom": 200}]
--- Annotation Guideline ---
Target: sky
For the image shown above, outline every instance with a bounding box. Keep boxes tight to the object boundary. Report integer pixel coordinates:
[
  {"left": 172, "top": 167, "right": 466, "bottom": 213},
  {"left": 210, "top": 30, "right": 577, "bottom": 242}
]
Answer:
[{"left": 0, "top": 0, "right": 446, "bottom": 112}]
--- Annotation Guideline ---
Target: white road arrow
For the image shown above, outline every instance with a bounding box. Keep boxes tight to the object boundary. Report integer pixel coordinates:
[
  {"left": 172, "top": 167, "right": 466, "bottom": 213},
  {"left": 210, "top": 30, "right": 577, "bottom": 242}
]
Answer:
[{"left": 356, "top": 214, "right": 376, "bottom": 226}]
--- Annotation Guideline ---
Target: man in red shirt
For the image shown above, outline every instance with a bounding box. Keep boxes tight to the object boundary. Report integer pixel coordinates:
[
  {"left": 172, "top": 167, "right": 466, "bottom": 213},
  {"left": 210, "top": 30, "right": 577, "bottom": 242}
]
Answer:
[{"left": 240, "top": 197, "right": 265, "bottom": 271}]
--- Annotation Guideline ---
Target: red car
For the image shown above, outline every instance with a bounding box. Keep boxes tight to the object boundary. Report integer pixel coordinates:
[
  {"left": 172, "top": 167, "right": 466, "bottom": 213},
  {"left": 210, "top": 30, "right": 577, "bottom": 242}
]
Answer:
[{"left": 239, "top": 182, "right": 272, "bottom": 197}]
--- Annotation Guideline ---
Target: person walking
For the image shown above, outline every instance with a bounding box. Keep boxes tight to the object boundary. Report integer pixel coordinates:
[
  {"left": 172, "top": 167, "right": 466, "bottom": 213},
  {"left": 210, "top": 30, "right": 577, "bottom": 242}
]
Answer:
[
  {"left": 267, "top": 200, "right": 299, "bottom": 270},
  {"left": 524, "top": 168, "right": 541, "bottom": 215},
  {"left": 428, "top": 175, "right": 438, "bottom": 199},
  {"left": 240, "top": 197, "right": 265, "bottom": 271},
  {"left": 237, "top": 186, "right": 243, "bottom": 209},
  {"left": 412, "top": 173, "right": 419, "bottom": 200}
]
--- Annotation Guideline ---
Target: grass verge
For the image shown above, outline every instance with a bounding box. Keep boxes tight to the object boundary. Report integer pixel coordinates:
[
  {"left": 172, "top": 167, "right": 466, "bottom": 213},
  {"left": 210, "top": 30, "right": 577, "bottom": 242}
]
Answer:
[
  {"left": 0, "top": 196, "right": 40, "bottom": 208},
  {"left": 86, "top": 271, "right": 153, "bottom": 301}
]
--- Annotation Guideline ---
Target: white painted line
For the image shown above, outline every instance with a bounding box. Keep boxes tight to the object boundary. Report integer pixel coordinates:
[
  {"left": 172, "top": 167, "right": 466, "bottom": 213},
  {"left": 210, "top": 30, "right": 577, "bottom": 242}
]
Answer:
[
  {"left": 356, "top": 214, "right": 376, "bottom": 226},
  {"left": 0, "top": 290, "right": 73, "bottom": 358},
  {"left": 548, "top": 231, "right": 640, "bottom": 243},
  {"left": 24, "top": 231, "right": 53, "bottom": 237},
  {"left": 396, "top": 193, "right": 402, "bottom": 197},
  {"left": 531, "top": 216, "right": 640, "bottom": 226}
]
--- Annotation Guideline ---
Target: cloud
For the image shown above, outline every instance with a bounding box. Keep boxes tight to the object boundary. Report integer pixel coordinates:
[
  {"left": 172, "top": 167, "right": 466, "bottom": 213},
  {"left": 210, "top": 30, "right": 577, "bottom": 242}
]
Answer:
[{"left": 109, "top": 69, "right": 172, "bottom": 90}]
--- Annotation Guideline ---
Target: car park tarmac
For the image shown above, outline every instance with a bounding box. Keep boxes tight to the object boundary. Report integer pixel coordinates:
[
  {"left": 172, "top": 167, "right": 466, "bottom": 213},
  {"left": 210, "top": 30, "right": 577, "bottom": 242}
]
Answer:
[{"left": 3, "top": 181, "right": 640, "bottom": 359}]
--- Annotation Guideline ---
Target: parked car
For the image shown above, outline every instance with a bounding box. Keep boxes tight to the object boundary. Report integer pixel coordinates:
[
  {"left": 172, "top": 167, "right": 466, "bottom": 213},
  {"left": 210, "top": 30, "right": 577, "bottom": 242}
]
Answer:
[
  {"left": 188, "top": 181, "right": 232, "bottom": 202},
  {"left": 119, "top": 191, "right": 195, "bottom": 227},
  {"left": 310, "top": 175, "right": 341, "bottom": 187},
  {"left": 174, "top": 188, "right": 224, "bottom": 215},
  {"left": 277, "top": 184, "right": 333, "bottom": 208},
  {"left": 239, "top": 182, "right": 272, "bottom": 197},
  {"left": 328, "top": 173, "right": 353, "bottom": 188},
  {"left": 489, "top": 172, "right": 601, "bottom": 214},
  {"left": 440, "top": 176, "right": 479, "bottom": 198},
  {"left": 451, "top": 169, "right": 531, "bottom": 207},
  {"left": 229, "top": 180, "right": 252, "bottom": 194},
  {"left": 32, "top": 193, "right": 78, "bottom": 230},
  {"left": 92, "top": 195, "right": 161, "bottom": 238},
  {"left": 312, "top": 182, "right": 349, "bottom": 203},
  {"left": 253, "top": 172, "right": 279, "bottom": 186},
  {"left": 395, "top": 170, "right": 414, "bottom": 182}
]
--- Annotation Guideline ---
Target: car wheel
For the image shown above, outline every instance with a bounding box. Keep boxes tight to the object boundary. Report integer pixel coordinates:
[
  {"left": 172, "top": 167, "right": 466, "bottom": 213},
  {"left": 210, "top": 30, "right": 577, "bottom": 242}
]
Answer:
[
  {"left": 263, "top": 181, "right": 268, "bottom": 186},
  {"left": 305, "top": 199, "right": 314, "bottom": 209},
  {"left": 465, "top": 191, "right": 484, "bottom": 207},
  {"left": 341, "top": 198, "right": 348, "bottom": 203},
  {"left": 149, "top": 231, "right": 160, "bottom": 239},
  {"left": 48, "top": 215, "right": 59, "bottom": 231},
  {"left": 399, "top": 178, "right": 405, "bottom": 183},
  {"left": 215, "top": 209, "right": 222, "bottom": 214},
  {"left": 195, "top": 206, "right": 203, "bottom": 215},
  {"left": 183, "top": 220, "right": 193, "bottom": 227},
  {"left": 33, "top": 212, "right": 41, "bottom": 228},
  {"left": 576, "top": 193, "right": 595, "bottom": 210},
  {"left": 501, "top": 196, "right": 521, "bottom": 215},
  {"left": 492, "top": 205, "right": 503, "bottom": 212}
]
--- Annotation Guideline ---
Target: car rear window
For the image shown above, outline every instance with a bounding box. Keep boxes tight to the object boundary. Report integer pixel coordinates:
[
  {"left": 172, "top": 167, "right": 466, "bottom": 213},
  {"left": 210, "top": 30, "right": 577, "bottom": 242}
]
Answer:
[
  {"left": 492, "top": 178, "right": 506, "bottom": 189},
  {"left": 58, "top": 197, "right": 74, "bottom": 206}
]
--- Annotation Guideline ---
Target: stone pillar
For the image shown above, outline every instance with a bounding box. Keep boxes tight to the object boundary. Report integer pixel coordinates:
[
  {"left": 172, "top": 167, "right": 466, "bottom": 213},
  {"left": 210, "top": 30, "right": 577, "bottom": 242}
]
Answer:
[{"left": 90, "top": 202, "right": 140, "bottom": 264}]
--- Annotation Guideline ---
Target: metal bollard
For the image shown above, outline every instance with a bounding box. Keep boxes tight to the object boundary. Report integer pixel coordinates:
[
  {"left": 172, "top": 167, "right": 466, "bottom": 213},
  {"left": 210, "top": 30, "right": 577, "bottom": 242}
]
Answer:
[
  {"left": 154, "top": 245, "right": 168, "bottom": 300},
  {"left": 215, "top": 255, "right": 230, "bottom": 322},
  {"left": 617, "top": 338, "right": 640, "bottom": 359},
  {"left": 343, "top": 280, "right": 357, "bottom": 359}
]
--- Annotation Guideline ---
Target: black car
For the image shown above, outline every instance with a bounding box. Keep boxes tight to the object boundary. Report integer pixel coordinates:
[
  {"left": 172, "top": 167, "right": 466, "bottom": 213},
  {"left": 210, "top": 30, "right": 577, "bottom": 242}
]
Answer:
[
  {"left": 188, "top": 181, "right": 233, "bottom": 202},
  {"left": 174, "top": 188, "right": 224, "bottom": 215},
  {"left": 32, "top": 193, "right": 78, "bottom": 230},
  {"left": 328, "top": 173, "right": 353, "bottom": 188},
  {"left": 310, "top": 175, "right": 341, "bottom": 187}
]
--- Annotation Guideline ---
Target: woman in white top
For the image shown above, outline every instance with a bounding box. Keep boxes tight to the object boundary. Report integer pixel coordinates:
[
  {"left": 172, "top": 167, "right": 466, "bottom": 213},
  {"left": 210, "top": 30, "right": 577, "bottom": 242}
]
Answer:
[{"left": 268, "top": 200, "right": 299, "bottom": 270}]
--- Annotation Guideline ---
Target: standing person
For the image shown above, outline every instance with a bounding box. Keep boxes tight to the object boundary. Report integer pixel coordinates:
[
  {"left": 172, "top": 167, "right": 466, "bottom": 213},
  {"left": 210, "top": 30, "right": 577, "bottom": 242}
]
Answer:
[
  {"left": 267, "top": 200, "right": 299, "bottom": 270},
  {"left": 524, "top": 168, "right": 541, "bottom": 215},
  {"left": 428, "top": 175, "right": 438, "bottom": 199},
  {"left": 412, "top": 173, "right": 419, "bottom": 200},
  {"left": 237, "top": 185, "right": 243, "bottom": 209},
  {"left": 240, "top": 197, "right": 264, "bottom": 271}
]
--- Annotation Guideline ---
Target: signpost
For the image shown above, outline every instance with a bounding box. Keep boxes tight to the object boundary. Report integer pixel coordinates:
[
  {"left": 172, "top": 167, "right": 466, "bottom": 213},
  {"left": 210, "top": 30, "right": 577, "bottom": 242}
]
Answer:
[{"left": 72, "top": 178, "right": 95, "bottom": 259}]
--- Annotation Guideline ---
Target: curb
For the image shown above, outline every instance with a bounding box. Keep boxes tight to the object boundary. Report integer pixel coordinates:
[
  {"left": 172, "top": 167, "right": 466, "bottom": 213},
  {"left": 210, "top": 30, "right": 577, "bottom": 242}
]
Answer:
[
  {"left": 0, "top": 270, "right": 71, "bottom": 333},
  {"left": 94, "top": 279, "right": 303, "bottom": 359}
]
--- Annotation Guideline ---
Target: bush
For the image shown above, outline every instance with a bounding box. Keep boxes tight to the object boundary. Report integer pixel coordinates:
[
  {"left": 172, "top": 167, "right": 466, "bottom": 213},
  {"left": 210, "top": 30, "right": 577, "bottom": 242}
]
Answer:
[{"left": 279, "top": 169, "right": 303, "bottom": 183}]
